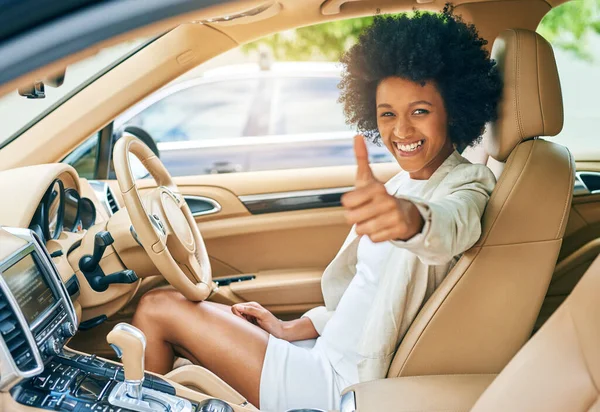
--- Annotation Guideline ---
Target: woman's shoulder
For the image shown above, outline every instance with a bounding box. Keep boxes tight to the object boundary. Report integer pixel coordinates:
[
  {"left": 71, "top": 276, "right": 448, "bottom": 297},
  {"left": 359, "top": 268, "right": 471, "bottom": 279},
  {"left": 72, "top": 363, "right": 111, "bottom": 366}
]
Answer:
[{"left": 444, "top": 154, "right": 497, "bottom": 192}]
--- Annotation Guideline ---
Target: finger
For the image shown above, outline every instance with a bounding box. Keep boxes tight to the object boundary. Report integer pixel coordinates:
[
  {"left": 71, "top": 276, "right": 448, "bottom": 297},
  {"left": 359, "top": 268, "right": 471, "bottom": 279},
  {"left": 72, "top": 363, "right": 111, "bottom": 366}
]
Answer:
[
  {"left": 244, "top": 301, "right": 264, "bottom": 309},
  {"left": 231, "top": 305, "right": 244, "bottom": 317},
  {"left": 341, "top": 182, "right": 387, "bottom": 209},
  {"left": 368, "top": 227, "right": 403, "bottom": 243},
  {"left": 345, "top": 196, "right": 397, "bottom": 225},
  {"left": 236, "top": 304, "right": 264, "bottom": 319},
  {"left": 354, "top": 135, "right": 375, "bottom": 187},
  {"left": 244, "top": 314, "right": 258, "bottom": 325},
  {"left": 356, "top": 212, "right": 405, "bottom": 237}
]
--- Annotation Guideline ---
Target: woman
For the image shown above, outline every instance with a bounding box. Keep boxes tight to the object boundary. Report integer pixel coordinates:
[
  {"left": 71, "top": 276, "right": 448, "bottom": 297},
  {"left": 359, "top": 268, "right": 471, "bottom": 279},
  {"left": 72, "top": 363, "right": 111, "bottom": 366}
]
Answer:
[{"left": 132, "top": 7, "right": 502, "bottom": 412}]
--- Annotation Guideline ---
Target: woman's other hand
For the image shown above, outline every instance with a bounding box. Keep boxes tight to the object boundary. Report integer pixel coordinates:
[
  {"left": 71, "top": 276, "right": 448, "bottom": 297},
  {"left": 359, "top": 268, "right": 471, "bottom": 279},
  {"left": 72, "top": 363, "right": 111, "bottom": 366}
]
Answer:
[
  {"left": 232, "top": 302, "right": 284, "bottom": 338},
  {"left": 342, "top": 135, "right": 424, "bottom": 242},
  {"left": 232, "top": 302, "right": 319, "bottom": 341}
]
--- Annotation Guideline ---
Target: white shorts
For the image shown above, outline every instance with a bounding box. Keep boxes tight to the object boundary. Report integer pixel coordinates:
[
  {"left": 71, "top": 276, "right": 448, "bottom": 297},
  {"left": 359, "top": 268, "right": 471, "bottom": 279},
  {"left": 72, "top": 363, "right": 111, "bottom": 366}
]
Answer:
[{"left": 259, "top": 335, "right": 351, "bottom": 412}]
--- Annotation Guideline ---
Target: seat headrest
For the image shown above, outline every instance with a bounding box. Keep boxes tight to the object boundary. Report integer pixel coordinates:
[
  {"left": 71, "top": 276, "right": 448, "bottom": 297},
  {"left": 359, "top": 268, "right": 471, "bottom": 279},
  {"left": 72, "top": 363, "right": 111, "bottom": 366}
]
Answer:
[{"left": 486, "top": 29, "right": 564, "bottom": 162}]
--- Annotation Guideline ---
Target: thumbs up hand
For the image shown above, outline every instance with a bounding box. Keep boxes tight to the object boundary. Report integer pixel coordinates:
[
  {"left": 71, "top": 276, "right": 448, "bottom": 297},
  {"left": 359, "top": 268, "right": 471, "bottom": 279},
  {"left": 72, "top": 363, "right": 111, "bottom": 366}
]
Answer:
[{"left": 341, "top": 135, "right": 424, "bottom": 243}]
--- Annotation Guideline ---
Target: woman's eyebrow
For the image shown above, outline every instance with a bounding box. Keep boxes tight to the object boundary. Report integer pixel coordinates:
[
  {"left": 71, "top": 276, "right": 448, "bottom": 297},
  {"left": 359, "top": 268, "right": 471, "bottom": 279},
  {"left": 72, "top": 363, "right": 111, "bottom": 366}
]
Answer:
[
  {"left": 409, "top": 100, "right": 433, "bottom": 107},
  {"left": 377, "top": 103, "right": 393, "bottom": 108}
]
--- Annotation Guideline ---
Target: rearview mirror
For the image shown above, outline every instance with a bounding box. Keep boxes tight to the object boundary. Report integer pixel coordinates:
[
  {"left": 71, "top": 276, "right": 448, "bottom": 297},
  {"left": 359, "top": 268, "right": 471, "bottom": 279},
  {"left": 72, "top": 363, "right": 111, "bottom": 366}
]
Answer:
[{"left": 17, "top": 68, "right": 66, "bottom": 99}]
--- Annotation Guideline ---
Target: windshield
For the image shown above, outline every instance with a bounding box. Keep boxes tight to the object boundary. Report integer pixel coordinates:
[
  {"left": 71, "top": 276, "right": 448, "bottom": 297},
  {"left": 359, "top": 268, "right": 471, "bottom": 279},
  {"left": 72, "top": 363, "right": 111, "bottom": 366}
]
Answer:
[{"left": 0, "top": 38, "right": 149, "bottom": 149}]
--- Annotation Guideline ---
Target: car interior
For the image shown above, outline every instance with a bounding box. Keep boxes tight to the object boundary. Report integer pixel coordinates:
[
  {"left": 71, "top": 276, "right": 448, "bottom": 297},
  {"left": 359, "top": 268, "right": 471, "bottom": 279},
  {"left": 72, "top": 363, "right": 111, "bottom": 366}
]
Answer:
[{"left": 0, "top": 0, "right": 597, "bottom": 411}]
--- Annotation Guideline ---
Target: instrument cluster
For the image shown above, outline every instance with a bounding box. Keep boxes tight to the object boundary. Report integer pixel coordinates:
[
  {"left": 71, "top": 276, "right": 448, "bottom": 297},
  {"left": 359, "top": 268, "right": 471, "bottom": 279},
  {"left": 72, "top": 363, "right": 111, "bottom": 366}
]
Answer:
[{"left": 30, "top": 179, "right": 97, "bottom": 242}]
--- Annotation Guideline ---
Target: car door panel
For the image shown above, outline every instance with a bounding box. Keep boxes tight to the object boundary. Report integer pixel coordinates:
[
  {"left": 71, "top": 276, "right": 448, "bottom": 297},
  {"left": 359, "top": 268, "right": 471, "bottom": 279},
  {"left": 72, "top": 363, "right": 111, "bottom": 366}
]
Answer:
[
  {"left": 124, "top": 162, "right": 401, "bottom": 317},
  {"left": 537, "top": 164, "right": 600, "bottom": 329}
]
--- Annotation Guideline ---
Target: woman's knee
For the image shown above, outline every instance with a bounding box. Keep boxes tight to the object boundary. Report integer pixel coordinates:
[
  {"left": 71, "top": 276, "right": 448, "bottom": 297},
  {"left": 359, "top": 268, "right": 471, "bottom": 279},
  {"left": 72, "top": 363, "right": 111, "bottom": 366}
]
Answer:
[{"left": 134, "top": 288, "right": 187, "bottom": 324}]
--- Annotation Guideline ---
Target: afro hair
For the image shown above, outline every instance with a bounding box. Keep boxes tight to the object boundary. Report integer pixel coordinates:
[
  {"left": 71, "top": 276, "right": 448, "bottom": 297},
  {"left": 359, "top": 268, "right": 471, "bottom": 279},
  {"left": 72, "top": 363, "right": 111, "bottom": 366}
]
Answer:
[{"left": 338, "top": 5, "right": 503, "bottom": 149}]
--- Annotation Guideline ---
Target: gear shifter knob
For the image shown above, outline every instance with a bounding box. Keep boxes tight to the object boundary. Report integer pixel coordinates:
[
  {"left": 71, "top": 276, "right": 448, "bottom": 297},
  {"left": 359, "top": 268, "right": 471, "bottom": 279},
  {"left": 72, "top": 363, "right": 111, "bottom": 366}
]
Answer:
[{"left": 107, "top": 323, "right": 146, "bottom": 399}]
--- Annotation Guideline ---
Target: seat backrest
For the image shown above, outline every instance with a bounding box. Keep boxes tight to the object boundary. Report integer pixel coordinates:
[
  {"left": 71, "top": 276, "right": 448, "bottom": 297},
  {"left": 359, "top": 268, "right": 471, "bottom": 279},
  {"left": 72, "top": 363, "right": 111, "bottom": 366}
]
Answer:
[
  {"left": 471, "top": 253, "right": 600, "bottom": 412},
  {"left": 387, "top": 29, "right": 574, "bottom": 378}
]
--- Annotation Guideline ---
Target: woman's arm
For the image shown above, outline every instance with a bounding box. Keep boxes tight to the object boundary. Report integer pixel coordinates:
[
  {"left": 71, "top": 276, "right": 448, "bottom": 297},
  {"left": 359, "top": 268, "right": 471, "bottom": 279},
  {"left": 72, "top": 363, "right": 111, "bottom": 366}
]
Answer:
[
  {"left": 232, "top": 302, "right": 319, "bottom": 341},
  {"left": 391, "top": 164, "right": 495, "bottom": 264}
]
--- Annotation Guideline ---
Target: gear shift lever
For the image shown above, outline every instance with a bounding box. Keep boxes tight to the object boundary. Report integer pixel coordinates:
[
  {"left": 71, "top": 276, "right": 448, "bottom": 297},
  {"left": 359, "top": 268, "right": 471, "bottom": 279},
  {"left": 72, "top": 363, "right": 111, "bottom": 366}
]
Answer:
[
  {"left": 106, "top": 323, "right": 193, "bottom": 412},
  {"left": 107, "top": 323, "right": 146, "bottom": 400}
]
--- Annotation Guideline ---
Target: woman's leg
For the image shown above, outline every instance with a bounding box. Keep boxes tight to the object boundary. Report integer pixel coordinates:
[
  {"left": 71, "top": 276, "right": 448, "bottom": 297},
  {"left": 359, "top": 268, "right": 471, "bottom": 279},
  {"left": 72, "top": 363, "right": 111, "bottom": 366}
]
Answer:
[{"left": 131, "top": 288, "right": 269, "bottom": 406}]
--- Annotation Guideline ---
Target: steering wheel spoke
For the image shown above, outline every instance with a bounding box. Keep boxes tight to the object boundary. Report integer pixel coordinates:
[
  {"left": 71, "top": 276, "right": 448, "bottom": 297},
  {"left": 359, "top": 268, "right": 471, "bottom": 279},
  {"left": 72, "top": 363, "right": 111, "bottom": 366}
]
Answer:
[{"left": 113, "top": 134, "right": 213, "bottom": 301}]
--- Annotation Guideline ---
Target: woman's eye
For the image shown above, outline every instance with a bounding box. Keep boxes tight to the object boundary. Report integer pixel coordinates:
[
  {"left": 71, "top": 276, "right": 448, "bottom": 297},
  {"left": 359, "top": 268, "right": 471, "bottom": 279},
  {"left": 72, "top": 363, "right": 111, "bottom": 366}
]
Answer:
[
  {"left": 380, "top": 111, "right": 395, "bottom": 117},
  {"left": 413, "top": 108, "right": 430, "bottom": 115}
]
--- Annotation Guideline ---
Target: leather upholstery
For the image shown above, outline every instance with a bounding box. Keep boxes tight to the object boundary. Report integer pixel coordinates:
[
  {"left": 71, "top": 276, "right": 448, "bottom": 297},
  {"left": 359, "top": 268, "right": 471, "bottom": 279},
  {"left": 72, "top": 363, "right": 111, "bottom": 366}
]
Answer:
[
  {"left": 387, "top": 29, "right": 573, "bottom": 378},
  {"left": 487, "top": 29, "right": 563, "bottom": 162},
  {"left": 471, "top": 254, "right": 600, "bottom": 412},
  {"left": 344, "top": 374, "right": 497, "bottom": 412}
]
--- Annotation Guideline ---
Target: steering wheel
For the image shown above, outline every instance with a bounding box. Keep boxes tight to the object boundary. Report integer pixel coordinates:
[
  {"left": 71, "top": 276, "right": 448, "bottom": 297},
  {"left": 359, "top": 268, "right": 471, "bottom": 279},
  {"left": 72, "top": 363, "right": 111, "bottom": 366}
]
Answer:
[{"left": 113, "top": 134, "right": 212, "bottom": 301}]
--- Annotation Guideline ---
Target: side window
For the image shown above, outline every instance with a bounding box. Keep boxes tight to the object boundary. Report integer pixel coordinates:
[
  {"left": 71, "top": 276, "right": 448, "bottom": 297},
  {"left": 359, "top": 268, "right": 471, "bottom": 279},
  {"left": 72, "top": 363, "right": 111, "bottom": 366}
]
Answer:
[
  {"left": 120, "top": 79, "right": 261, "bottom": 142},
  {"left": 270, "top": 76, "right": 352, "bottom": 135},
  {"left": 63, "top": 133, "right": 98, "bottom": 179},
  {"left": 537, "top": 5, "right": 600, "bottom": 158}
]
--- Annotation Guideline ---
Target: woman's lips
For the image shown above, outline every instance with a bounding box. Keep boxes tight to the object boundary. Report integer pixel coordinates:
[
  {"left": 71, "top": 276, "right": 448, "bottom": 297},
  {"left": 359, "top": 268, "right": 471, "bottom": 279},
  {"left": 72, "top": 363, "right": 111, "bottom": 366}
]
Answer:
[{"left": 393, "top": 139, "right": 425, "bottom": 157}]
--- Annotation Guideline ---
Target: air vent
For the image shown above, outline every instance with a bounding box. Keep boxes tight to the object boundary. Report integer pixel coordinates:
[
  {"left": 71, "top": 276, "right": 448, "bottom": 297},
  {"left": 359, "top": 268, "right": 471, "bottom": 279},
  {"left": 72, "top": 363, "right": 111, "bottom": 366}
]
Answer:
[
  {"left": 105, "top": 186, "right": 120, "bottom": 214},
  {"left": 0, "top": 291, "right": 37, "bottom": 372}
]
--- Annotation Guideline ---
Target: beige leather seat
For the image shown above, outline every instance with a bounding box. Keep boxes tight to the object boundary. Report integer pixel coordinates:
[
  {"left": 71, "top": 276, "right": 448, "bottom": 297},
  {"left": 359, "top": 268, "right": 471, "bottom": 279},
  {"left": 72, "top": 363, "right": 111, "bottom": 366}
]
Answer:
[
  {"left": 471, "top": 252, "right": 600, "bottom": 412},
  {"left": 387, "top": 28, "right": 574, "bottom": 378}
]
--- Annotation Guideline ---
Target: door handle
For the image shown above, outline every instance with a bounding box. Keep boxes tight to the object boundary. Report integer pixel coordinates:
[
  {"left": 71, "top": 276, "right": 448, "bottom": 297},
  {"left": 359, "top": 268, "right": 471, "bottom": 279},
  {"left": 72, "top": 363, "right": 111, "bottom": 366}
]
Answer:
[
  {"left": 184, "top": 196, "right": 222, "bottom": 217},
  {"left": 207, "top": 161, "right": 242, "bottom": 174}
]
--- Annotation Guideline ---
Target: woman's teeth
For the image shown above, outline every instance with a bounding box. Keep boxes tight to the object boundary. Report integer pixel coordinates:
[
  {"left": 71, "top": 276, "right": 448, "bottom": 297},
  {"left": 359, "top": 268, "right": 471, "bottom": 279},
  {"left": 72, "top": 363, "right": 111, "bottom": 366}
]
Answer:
[{"left": 395, "top": 140, "right": 424, "bottom": 152}]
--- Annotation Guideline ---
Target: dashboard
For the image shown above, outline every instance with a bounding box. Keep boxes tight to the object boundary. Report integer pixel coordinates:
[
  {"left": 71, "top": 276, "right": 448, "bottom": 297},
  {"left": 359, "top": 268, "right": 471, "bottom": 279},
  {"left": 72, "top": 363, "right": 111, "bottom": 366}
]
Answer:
[
  {"left": 0, "top": 227, "right": 78, "bottom": 389},
  {"left": 28, "top": 179, "right": 97, "bottom": 244},
  {"left": 0, "top": 163, "right": 140, "bottom": 341},
  {"left": 0, "top": 227, "right": 183, "bottom": 412}
]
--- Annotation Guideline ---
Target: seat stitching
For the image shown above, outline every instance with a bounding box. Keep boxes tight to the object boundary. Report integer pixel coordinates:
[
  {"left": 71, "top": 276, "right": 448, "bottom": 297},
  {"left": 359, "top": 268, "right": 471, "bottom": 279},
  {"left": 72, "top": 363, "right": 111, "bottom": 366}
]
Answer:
[
  {"left": 535, "top": 34, "right": 545, "bottom": 134},
  {"left": 482, "top": 238, "right": 559, "bottom": 248},
  {"left": 567, "top": 304, "right": 600, "bottom": 394},
  {"left": 556, "top": 148, "right": 574, "bottom": 238},
  {"left": 481, "top": 141, "right": 535, "bottom": 243},
  {"left": 515, "top": 30, "right": 525, "bottom": 141},
  {"left": 394, "top": 247, "right": 483, "bottom": 375}
]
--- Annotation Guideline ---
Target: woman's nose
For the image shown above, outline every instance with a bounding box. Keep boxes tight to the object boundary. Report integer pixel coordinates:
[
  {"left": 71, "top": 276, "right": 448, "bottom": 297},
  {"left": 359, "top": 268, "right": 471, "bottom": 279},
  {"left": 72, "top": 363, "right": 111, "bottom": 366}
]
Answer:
[{"left": 393, "top": 121, "right": 415, "bottom": 139}]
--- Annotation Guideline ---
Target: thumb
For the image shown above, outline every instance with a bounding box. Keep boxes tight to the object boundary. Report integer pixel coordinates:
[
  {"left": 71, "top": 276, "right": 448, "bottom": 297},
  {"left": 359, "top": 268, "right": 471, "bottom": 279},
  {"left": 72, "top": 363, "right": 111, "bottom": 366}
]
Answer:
[{"left": 354, "top": 135, "right": 375, "bottom": 186}]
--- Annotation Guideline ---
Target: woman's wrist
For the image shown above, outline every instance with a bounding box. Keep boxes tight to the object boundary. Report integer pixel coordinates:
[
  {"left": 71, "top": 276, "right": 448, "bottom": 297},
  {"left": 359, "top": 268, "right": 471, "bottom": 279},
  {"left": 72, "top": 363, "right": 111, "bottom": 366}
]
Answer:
[
  {"left": 280, "top": 317, "right": 319, "bottom": 341},
  {"left": 395, "top": 199, "right": 425, "bottom": 240}
]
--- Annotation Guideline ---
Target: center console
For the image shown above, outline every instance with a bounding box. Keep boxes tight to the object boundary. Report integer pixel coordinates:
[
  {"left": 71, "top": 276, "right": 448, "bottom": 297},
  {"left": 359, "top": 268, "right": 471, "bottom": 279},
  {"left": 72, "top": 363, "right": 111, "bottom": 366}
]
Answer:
[
  {"left": 10, "top": 349, "right": 183, "bottom": 411},
  {"left": 0, "top": 227, "right": 239, "bottom": 412}
]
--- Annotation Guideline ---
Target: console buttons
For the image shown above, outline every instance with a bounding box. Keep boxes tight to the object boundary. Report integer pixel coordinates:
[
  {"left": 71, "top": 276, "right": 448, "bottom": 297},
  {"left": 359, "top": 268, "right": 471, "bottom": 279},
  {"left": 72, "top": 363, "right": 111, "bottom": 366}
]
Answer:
[
  {"left": 56, "top": 377, "right": 71, "bottom": 392},
  {"left": 47, "top": 376, "right": 60, "bottom": 391},
  {"left": 55, "top": 363, "right": 69, "bottom": 374},
  {"left": 60, "top": 397, "right": 78, "bottom": 411},
  {"left": 61, "top": 322, "right": 77, "bottom": 338},
  {"left": 42, "top": 394, "right": 61, "bottom": 408},
  {"left": 48, "top": 360, "right": 60, "bottom": 371},
  {"left": 65, "top": 366, "right": 80, "bottom": 379},
  {"left": 79, "top": 402, "right": 95, "bottom": 411},
  {"left": 33, "top": 375, "right": 49, "bottom": 389},
  {"left": 78, "top": 355, "right": 94, "bottom": 365},
  {"left": 44, "top": 337, "right": 62, "bottom": 356},
  {"left": 15, "top": 351, "right": 33, "bottom": 367},
  {"left": 18, "top": 390, "right": 42, "bottom": 406}
]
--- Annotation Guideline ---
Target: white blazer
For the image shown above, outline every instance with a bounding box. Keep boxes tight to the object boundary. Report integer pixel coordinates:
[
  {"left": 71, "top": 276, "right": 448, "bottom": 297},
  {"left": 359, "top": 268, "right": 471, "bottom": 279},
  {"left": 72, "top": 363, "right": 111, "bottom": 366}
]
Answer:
[{"left": 303, "top": 150, "right": 497, "bottom": 382}]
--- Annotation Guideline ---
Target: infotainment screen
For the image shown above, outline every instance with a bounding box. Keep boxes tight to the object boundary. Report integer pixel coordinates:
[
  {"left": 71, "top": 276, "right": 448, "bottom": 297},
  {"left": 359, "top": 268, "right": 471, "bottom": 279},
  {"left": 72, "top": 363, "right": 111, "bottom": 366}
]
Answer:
[{"left": 2, "top": 254, "right": 56, "bottom": 325}]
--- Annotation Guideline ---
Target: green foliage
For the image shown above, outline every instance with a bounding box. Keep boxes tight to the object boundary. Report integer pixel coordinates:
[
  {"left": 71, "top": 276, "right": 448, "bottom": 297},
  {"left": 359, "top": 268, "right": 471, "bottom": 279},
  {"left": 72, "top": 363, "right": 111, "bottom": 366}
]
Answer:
[
  {"left": 537, "top": 0, "right": 600, "bottom": 60},
  {"left": 243, "top": 1, "right": 600, "bottom": 62},
  {"left": 243, "top": 17, "right": 373, "bottom": 61}
]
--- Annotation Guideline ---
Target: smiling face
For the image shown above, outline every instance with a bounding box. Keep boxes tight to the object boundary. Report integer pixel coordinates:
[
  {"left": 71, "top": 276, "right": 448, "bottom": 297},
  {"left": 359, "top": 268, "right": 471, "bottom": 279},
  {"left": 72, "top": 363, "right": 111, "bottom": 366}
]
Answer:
[{"left": 376, "top": 77, "right": 454, "bottom": 180}]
